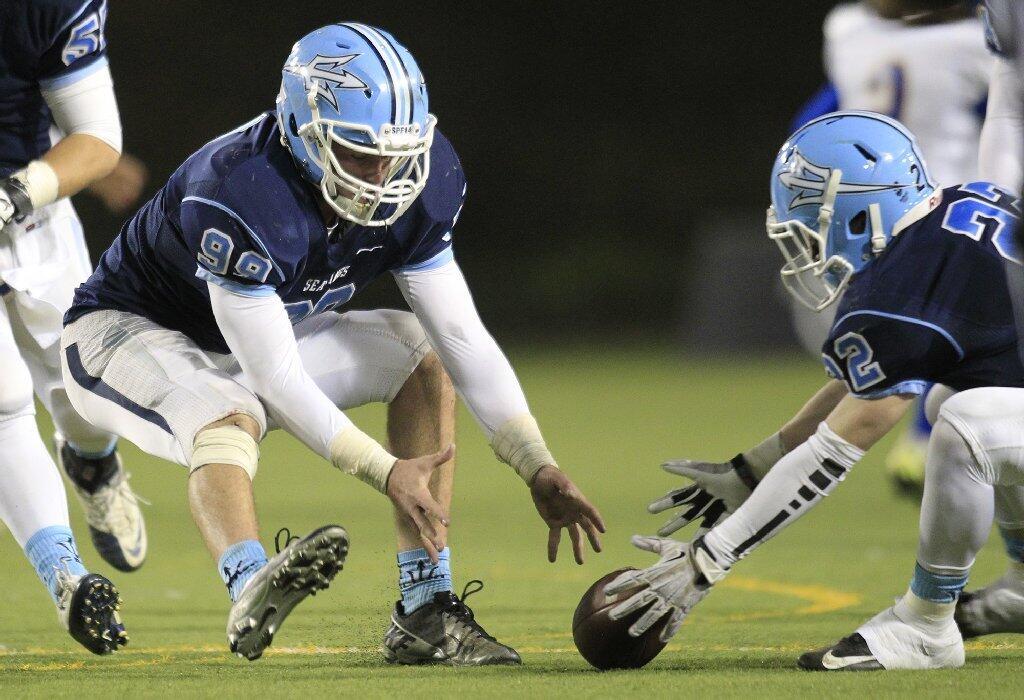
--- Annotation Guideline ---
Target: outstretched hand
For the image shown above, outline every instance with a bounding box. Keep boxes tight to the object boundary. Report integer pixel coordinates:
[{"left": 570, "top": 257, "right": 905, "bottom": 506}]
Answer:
[
  {"left": 529, "top": 466, "right": 605, "bottom": 564},
  {"left": 386, "top": 445, "right": 454, "bottom": 563}
]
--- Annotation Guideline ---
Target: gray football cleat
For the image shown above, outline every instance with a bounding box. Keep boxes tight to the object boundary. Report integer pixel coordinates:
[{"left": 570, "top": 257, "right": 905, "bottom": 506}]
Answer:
[
  {"left": 226, "top": 525, "right": 348, "bottom": 661},
  {"left": 55, "top": 434, "right": 147, "bottom": 572},
  {"left": 55, "top": 571, "right": 128, "bottom": 655},
  {"left": 956, "top": 568, "right": 1024, "bottom": 638},
  {"left": 382, "top": 580, "right": 522, "bottom": 666}
]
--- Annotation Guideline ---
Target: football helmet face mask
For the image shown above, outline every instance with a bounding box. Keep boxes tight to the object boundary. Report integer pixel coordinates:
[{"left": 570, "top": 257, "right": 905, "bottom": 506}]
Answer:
[
  {"left": 767, "top": 111, "right": 937, "bottom": 311},
  {"left": 277, "top": 23, "right": 435, "bottom": 227}
]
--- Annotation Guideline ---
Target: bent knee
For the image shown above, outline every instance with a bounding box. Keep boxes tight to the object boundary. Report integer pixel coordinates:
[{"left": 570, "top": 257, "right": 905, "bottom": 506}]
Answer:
[{"left": 201, "top": 412, "right": 263, "bottom": 442}]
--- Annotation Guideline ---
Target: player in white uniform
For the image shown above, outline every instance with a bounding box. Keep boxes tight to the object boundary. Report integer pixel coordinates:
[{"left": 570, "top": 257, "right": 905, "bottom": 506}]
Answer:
[
  {"left": 0, "top": 0, "right": 145, "bottom": 653},
  {"left": 790, "top": 0, "right": 992, "bottom": 493}
]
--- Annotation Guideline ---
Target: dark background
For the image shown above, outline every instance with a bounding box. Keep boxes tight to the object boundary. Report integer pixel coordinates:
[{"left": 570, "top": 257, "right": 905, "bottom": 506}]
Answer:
[{"left": 75, "top": 1, "right": 838, "bottom": 345}]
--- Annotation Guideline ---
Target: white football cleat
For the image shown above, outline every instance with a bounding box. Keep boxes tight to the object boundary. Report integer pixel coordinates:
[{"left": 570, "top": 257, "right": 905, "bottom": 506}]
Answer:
[
  {"left": 956, "top": 567, "right": 1024, "bottom": 638},
  {"left": 56, "top": 435, "right": 147, "bottom": 572},
  {"left": 801, "top": 605, "right": 964, "bottom": 671}
]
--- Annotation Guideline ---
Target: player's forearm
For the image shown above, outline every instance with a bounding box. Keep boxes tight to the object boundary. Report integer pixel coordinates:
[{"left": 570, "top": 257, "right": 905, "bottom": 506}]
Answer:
[
  {"left": 41, "top": 134, "right": 119, "bottom": 199},
  {"left": 395, "top": 262, "right": 556, "bottom": 483},
  {"left": 779, "top": 379, "right": 849, "bottom": 454},
  {"left": 207, "top": 282, "right": 396, "bottom": 491},
  {"left": 824, "top": 392, "right": 913, "bottom": 451}
]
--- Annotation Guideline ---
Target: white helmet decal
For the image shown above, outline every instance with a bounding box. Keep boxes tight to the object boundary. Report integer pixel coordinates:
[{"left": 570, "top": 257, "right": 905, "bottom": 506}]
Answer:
[
  {"left": 283, "top": 53, "right": 368, "bottom": 111},
  {"left": 779, "top": 148, "right": 911, "bottom": 208}
]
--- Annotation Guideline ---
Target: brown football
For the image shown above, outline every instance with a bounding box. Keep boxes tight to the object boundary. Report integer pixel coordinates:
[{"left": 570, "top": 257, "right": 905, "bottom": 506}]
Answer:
[{"left": 572, "top": 567, "right": 669, "bottom": 670}]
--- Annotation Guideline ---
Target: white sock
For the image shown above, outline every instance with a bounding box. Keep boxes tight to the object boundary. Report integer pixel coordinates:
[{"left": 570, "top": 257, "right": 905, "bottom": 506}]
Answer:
[{"left": 0, "top": 415, "right": 71, "bottom": 546}]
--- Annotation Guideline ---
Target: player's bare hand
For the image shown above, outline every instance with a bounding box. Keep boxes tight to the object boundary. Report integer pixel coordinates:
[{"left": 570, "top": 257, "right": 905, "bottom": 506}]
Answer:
[
  {"left": 648, "top": 458, "right": 755, "bottom": 536},
  {"left": 387, "top": 444, "right": 453, "bottom": 563},
  {"left": 529, "top": 466, "right": 605, "bottom": 565},
  {"left": 86, "top": 153, "right": 149, "bottom": 214}
]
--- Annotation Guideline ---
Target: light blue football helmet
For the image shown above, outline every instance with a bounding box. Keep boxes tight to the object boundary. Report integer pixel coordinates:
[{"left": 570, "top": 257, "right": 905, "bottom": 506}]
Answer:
[
  {"left": 767, "top": 111, "right": 938, "bottom": 310},
  {"left": 276, "top": 23, "right": 435, "bottom": 226}
]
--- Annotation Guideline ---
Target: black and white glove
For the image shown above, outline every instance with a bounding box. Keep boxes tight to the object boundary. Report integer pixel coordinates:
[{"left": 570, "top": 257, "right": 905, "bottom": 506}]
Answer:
[
  {"left": 647, "top": 455, "right": 760, "bottom": 536},
  {"left": 605, "top": 535, "right": 726, "bottom": 643},
  {"left": 0, "top": 176, "right": 32, "bottom": 233}
]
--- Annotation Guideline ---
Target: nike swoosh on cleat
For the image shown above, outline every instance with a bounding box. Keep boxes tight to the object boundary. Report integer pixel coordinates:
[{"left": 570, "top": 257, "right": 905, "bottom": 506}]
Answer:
[{"left": 820, "top": 649, "right": 878, "bottom": 670}]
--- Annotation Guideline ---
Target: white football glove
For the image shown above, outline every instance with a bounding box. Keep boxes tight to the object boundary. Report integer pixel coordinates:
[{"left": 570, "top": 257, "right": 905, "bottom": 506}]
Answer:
[
  {"left": 605, "top": 535, "right": 725, "bottom": 643},
  {"left": 648, "top": 457, "right": 757, "bottom": 536}
]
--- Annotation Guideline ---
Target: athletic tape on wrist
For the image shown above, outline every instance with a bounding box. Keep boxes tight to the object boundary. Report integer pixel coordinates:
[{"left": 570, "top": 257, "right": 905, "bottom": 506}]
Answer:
[
  {"left": 329, "top": 425, "right": 397, "bottom": 494},
  {"left": 11, "top": 160, "right": 59, "bottom": 212},
  {"left": 490, "top": 414, "right": 557, "bottom": 484},
  {"left": 191, "top": 425, "right": 260, "bottom": 480}
]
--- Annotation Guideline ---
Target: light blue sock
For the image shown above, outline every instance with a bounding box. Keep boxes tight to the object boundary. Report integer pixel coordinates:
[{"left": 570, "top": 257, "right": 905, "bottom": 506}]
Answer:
[
  {"left": 218, "top": 540, "right": 268, "bottom": 602},
  {"left": 25, "top": 526, "right": 89, "bottom": 603},
  {"left": 910, "top": 562, "right": 968, "bottom": 603},
  {"left": 1000, "top": 530, "right": 1024, "bottom": 563},
  {"left": 398, "top": 547, "right": 452, "bottom": 613}
]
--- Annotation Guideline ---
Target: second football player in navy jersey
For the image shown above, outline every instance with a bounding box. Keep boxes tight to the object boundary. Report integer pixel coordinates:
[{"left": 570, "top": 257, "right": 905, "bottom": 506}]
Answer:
[
  {"left": 607, "top": 112, "right": 1024, "bottom": 671},
  {"left": 61, "top": 23, "right": 605, "bottom": 663}
]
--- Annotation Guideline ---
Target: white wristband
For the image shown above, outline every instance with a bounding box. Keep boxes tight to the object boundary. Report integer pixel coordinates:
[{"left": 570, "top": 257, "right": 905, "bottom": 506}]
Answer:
[
  {"left": 12, "top": 160, "right": 59, "bottom": 211},
  {"left": 491, "top": 414, "right": 557, "bottom": 484},
  {"left": 329, "top": 426, "right": 397, "bottom": 494},
  {"left": 742, "top": 431, "right": 787, "bottom": 480}
]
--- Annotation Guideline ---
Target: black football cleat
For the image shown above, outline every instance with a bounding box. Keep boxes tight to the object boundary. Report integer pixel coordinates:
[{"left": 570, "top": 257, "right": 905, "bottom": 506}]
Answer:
[
  {"left": 383, "top": 580, "right": 521, "bottom": 666},
  {"left": 226, "top": 525, "right": 348, "bottom": 661},
  {"left": 56, "top": 571, "right": 128, "bottom": 655},
  {"left": 798, "top": 633, "right": 883, "bottom": 671}
]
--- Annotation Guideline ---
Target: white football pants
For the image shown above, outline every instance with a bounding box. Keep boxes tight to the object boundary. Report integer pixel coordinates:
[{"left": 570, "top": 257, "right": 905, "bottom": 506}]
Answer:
[
  {"left": 918, "top": 387, "right": 1024, "bottom": 577},
  {"left": 61, "top": 307, "right": 431, "bottom": 468}
]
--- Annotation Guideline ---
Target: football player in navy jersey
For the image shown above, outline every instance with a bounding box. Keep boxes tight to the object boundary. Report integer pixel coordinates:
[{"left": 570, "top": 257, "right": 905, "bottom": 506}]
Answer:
[
  {"left": 606, "top": 112, "right": 1024, "bottom": 670},
  {"left": 60, "top": 23, "right": 605, "bottom": 663},
  {"left": 0, "top": 0, "right": 143, "bottom": 654}
]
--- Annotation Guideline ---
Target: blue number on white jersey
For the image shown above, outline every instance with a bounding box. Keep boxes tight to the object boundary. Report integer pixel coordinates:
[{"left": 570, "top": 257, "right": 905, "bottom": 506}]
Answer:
[
  {"left": 285, "top": 283, "right": 356, "bottom": 324},
  {"left": 834, "top": 332, "right": 886, "bottom": 391},
  {"left": 942, "top": 183, "right": 1021, "bottom": 264}
]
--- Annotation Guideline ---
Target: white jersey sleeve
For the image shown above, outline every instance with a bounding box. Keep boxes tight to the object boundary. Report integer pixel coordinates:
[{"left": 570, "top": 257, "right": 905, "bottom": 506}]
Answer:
[
  {"left": 207, "top": 281, "right": 352, "bottom": 460},
  {"left": 393, "top": 260, "right": 530, "bottom": 437}
]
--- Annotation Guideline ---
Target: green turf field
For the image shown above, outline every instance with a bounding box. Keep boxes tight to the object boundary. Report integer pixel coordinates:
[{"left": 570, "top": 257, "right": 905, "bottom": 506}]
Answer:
[{"left": 0, "top": 349, "right": 1020, "bottom": 697}]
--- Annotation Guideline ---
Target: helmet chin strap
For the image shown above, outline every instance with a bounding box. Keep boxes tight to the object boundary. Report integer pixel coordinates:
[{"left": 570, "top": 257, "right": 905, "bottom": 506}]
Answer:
[
  {"left": 816, "top": 169, "right": 842, "bottom": 243},
  {"left": 868, "top": 203, "right": 887, "bottom": 254}
]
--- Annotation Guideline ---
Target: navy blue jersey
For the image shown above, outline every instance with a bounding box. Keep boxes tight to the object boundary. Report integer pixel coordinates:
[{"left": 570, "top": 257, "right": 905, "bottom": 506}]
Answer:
[
  {"left": 0, "top": 0, "right": 109, "bottom": 176},
  {"left": 822, "top": 183, "right": 1023, "bottom": 397},
  {"left": 68, "top": 113, "right": 465, "bottom": 353}
]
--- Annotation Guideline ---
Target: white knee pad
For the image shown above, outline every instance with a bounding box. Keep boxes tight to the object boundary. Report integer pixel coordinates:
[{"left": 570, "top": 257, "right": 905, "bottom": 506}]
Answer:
[
  {"left": 0, "top": 355, "right": 35, "bottom": 422},
  {"left": 191, "top": 425, "right": 260, "bottom": 481}
]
